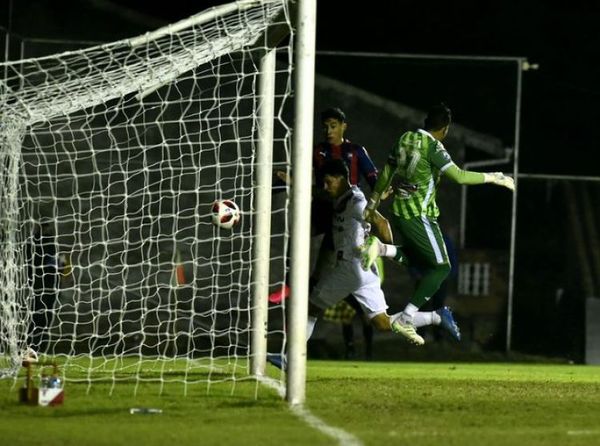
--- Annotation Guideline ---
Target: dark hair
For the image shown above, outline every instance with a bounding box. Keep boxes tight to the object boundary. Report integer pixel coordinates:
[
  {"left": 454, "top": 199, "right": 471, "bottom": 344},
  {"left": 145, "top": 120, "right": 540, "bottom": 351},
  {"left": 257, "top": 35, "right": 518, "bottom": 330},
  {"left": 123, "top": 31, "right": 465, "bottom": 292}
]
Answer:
[
  {"left": 424, "top": 103, "right": 451, "bottom": 131},
  {"left": 320, "top": 159, "right": 349, "bottom": 180},
  {"left": 320, "top": 107, "right": 346, "bottom": 123}
]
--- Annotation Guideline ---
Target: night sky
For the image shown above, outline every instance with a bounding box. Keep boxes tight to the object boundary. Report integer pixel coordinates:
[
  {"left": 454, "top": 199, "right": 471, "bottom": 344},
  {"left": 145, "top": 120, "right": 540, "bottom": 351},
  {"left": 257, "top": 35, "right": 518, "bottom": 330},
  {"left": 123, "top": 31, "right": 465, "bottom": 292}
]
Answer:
[
  {"left": 5, "top": 1, "right": 599, "bottom": 174},
  {"left": 109, "top": 0, "right": 599, "bottom": 357},
  {"left": 3, "top": 0, "right": 597, "bottom": 356},
  {"left": 113, "top": 0, "right": 600, "bottom": 174}
]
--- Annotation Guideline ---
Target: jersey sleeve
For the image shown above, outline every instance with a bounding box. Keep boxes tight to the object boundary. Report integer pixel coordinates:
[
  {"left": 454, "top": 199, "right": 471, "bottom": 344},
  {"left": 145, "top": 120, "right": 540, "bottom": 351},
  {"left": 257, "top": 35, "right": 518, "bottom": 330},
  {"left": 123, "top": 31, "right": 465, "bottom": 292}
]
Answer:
[
  {"left": 371, "top": 139, "right": 399, "bottom": 198},
  {"left": 442, "top": 164, "right": 486, "bottom": 185},
  {"left": 428, "top": 140, "right": 486, "bottom": 184},
  {"left": 313, "top": 144, "right": 326, "bottom": 189},
  {"left": 354, "top": 145, "right": 378, "bottom": 190},
  {"left": 428, "top": 140, "right": 454, "bottom": 171}
]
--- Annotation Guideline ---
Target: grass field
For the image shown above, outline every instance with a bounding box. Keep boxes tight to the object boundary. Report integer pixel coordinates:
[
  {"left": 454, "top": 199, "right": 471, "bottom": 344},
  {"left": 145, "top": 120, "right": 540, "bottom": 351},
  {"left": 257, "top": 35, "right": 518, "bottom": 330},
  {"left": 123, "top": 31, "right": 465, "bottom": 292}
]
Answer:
[{"left": 1, "top": 359, "right": 599, "bottom": 446}]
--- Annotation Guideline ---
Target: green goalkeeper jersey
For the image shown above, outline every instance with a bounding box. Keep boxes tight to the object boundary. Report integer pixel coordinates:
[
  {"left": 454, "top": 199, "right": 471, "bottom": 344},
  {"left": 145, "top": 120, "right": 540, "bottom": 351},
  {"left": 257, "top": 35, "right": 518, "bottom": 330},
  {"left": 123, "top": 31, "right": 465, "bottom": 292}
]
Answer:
[{"left": 376, "top": 129, "right": 455, "bottom": 219}]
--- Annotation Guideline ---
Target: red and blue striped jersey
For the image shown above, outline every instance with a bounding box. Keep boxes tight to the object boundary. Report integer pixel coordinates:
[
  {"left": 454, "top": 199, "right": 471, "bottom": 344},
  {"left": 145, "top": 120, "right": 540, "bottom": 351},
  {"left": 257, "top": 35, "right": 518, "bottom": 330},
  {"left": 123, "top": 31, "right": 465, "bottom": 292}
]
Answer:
[{"left": 313, "top": 139, "right": 378, "bottom": 191}]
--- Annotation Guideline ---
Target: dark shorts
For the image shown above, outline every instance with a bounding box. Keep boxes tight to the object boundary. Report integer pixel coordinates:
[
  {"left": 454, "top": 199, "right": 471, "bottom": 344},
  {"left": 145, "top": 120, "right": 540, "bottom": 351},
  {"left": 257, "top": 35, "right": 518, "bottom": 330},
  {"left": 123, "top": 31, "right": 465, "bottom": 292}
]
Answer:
[{"left": 392, "top": 214, "right": 449, "bottom": 269}]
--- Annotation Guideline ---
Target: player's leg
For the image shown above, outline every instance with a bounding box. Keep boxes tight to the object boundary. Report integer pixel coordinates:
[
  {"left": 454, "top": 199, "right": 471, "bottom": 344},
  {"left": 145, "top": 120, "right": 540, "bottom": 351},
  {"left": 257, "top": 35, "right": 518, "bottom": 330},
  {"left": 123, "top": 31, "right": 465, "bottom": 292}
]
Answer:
[
  {"left": 341, "top": 322, "right": 355, "bottom": 359},
  {"left": 344, "top": 294, "right": 372, "bottom": 359},
  {"left": 396, "top": 216, "right": 450, "bottom": 306},
  {"left": 368, "top": 312, "right": 424, "bottom": 345},
  {"left": 360, "top": 234, "right": 408, "bottom": 271},
  {"left": 309, "top": 261, "right": 362, "bottom": 341},
  {"left": 362, "top": 317, "right": 374, "bottom": 360},
  {"left": 351, "top": 267, "right": 424, "bottom": 345},
  {"left": 266, "top": 299, "right": 325, "bottom": 371},
  {"left": 268, "top": 195, "right": 334, "bottom": 304},
  {"left": 393, "top": 216, "right": 460, "bottom": 340}
]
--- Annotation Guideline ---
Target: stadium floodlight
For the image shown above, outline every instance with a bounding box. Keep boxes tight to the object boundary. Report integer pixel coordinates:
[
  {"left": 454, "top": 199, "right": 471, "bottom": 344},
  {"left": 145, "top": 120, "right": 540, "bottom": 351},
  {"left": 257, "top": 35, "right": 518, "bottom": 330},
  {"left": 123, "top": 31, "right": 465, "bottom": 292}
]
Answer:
[{"left": 0, "top": 0, "right": 315, "bottom": 404}]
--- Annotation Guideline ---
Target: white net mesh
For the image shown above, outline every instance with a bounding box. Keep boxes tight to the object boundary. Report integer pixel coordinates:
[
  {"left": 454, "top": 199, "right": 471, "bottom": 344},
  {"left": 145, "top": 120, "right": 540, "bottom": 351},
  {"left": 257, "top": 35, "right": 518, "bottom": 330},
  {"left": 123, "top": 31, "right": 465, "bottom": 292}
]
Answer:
[{"left": 0, "top": 0, "right": 292, "bottom": 392}]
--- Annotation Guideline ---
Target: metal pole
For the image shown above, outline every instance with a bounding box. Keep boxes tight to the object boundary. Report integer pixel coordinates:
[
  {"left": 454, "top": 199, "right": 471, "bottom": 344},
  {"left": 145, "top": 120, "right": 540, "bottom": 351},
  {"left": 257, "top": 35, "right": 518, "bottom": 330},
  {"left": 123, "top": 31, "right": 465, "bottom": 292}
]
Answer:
[
  {"left": 518, "top": 173, "right": 600, "bottom": 182},
  {"left": 316, "top": 50, "right": 525, "bottom": 63},
  {"left": 128, "top": 0, "right": 264, "bottom": 47},
  {"left": 250, "top": 48, "right": 276, "bottom": 377},
  {"left": 459, "top": 184, "right": 467, "bottom": 249},
  {"left": 506, "top": 60, "right": 523, "bottom": 352},
  {"left": 287, "top": 0, "right": 316, "bottom": 406},
  {"left": 4, "top": 0, "right": 13, "bottom": 62}
]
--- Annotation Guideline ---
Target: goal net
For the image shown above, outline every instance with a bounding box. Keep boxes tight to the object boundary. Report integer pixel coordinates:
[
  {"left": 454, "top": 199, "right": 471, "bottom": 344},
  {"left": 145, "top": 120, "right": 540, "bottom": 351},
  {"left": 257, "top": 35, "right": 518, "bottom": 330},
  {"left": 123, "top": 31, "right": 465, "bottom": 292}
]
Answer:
[{"left": 0, "top": 0, "right": 294, "bottom": 394}]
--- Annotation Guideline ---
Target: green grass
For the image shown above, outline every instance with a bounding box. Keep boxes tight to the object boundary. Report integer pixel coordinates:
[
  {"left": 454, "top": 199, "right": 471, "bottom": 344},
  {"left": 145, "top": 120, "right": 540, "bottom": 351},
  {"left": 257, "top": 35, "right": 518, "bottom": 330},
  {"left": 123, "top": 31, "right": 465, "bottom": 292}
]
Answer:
[
  {"left": 308, "top": 362, "right": 600, "bottom": 446},
  {"left": 1, "top": 360, "right": 600, "bottom": 446}
]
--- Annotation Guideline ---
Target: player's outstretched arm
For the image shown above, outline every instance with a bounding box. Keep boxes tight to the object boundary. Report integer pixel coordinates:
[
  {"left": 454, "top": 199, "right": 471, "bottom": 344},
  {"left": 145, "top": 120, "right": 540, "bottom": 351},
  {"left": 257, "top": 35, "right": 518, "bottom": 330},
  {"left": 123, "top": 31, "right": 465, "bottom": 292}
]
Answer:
[
  {"left": 364, "top": 162, "right": 395, "bottom": 221},
  {"left": 442, "top": 163, "right": 486, "bottom": 185},
  {"left": 442, "top": 164, "right": 515, "bottom": 191},
  {"left": 371, "top": 210, "right": 393, "bottom": 244}
]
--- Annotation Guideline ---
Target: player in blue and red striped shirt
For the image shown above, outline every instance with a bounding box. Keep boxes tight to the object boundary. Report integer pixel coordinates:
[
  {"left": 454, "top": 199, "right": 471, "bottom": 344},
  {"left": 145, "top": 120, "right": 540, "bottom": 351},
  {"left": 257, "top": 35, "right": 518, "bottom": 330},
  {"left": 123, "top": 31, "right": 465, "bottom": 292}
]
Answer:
[
  {"left": 311, "top": 107, "right": 379, "bottom": 244},
  {"left": 269, "top": 108, "right": 387, "bottom": 359},
  {"left": 312, "top": 108, "right": 383, "bottom": 360},
  {"left": 314, "top": 107, "right": 378, "bottom": 192}
]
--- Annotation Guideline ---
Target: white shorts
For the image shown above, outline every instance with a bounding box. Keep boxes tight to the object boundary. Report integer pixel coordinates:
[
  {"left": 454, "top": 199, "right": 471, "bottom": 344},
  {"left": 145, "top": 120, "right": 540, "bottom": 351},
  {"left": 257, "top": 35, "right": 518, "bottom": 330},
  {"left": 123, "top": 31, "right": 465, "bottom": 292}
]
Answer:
[{"left": 310, "top": 259, "right": 388, "bottom": 319}]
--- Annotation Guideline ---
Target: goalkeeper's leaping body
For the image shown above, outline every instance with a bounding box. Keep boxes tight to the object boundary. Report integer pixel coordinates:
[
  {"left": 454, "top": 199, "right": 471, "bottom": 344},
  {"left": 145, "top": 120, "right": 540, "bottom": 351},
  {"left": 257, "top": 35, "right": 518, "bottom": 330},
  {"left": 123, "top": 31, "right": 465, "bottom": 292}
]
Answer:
[
  {"left": 362, "top": 103, "right": 514, "bottom": 343},
  {"left": 304, "top": 159, "right": 456, "bottom": 348},
  {"left": 267, "top": 156, "right": 465, "bottom": 370}
]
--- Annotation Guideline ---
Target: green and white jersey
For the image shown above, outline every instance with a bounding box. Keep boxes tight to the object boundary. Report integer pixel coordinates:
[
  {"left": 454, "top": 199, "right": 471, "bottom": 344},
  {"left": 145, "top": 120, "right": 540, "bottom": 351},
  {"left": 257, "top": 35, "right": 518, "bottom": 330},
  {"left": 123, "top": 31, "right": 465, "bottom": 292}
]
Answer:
[{"left": 388, "top": 129, "right": 453, "bottom": 219}]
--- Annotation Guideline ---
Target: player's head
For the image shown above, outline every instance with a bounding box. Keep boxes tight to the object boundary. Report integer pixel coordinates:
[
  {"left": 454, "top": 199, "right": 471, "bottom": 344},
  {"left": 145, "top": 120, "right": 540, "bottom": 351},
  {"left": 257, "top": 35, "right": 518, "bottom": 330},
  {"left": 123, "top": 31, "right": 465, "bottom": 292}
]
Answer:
[
  {"left": 321, "top": 159, "right": 349, "bottom": 198},
  {"left": 321, "top": 107, "right": 347, "bottom": 146},
  {"left": 424, "top": 103, "right": 452, "bottom": 140}
]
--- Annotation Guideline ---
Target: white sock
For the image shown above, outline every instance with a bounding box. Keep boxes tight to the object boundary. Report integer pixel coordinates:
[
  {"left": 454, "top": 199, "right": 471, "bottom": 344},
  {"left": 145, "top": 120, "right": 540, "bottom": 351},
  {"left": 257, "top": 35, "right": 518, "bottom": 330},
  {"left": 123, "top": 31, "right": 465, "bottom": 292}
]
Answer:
[
  {"left": 306, "top": 316, "right": 317, "bottom": 341},
  {"left": 381, "top": 244, "right": 397, "bottom": 258},
  {"left": 403, "top": 303, "right": 419, "bottom": 318},
  {"left": 412, "top": 311, "right": 442, "bottom": 328}
]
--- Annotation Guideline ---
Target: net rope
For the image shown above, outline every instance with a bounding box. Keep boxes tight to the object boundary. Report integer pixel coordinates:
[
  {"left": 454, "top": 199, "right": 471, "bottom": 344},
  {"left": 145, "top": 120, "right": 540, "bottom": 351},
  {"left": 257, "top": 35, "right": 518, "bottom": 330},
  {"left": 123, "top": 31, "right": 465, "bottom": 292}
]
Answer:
[{"left": 0, "top": 0, "right": 292, "bottom": 395}]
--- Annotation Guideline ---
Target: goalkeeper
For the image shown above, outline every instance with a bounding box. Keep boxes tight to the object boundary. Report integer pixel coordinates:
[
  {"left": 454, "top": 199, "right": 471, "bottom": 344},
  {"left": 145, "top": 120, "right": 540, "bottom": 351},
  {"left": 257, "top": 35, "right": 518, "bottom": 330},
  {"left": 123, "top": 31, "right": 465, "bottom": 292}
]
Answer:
[
  {"left": 362, "top": 103, "right": 514, "bottom": 345},
  {"left": 267, "top": 158, "right": 463, "bottom": 370},
  {"left": 304, "top": 160, "right": 451, "bottom": 346}
]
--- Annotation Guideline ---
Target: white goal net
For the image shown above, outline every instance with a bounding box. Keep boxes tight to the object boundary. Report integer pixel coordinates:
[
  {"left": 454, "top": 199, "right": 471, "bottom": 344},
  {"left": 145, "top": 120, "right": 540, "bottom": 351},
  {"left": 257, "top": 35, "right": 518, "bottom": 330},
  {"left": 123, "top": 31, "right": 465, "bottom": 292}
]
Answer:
[{"left": 0, "top": 0, "right": 295, "bottom": 394}]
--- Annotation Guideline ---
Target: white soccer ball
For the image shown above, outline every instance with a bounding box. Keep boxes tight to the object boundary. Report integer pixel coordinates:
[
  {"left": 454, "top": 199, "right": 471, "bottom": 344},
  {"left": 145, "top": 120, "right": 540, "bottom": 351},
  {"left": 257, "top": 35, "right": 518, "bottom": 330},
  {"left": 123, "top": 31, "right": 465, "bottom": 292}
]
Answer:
[
  {"left": 211, "top": 199, "right": 241, "bottom": 229},
  {"left": 22, "top": 347, "right": 39, "bottom": 363}
]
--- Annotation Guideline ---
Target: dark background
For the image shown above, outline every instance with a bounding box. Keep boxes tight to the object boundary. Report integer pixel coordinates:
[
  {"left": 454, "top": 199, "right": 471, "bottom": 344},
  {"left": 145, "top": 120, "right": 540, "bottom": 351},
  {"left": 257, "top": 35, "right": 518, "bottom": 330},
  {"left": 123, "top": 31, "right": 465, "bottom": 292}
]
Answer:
[
  {"left": 4, "top": 0, "right": 599, "bottom": 171},
  {"left": 2, "top": 0, "right": 598, "bottom": 361},
  {"left": 119, "top": 0, "right": 600, "bottom": 174}
]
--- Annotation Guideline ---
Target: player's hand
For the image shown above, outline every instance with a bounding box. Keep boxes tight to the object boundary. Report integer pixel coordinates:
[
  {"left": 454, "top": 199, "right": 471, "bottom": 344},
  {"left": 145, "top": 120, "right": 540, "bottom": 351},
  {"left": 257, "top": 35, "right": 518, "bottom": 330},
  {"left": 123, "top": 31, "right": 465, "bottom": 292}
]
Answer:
[
  {"left": 363, "top": 193, "right": 380, "bottom": 222},
  {"left": 363, "top": 204, "right": 376, "bottom": 222},
  {"left": 484, "top": 172, "right": 515, "bottom": 191},
  {"left": 380, "top": 186, "right": 394, "bottom": 201}
]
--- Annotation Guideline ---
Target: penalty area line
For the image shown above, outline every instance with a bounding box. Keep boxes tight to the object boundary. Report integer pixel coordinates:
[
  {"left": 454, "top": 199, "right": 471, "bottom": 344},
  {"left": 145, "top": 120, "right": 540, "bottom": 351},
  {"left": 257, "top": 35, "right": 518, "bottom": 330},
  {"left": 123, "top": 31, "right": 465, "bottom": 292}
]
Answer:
[
  {"left": 567, "top": 430, "right": 600, "bottom": 436},
  {"left": 257, "top": 376, "right": 364, "bottom": 446}
]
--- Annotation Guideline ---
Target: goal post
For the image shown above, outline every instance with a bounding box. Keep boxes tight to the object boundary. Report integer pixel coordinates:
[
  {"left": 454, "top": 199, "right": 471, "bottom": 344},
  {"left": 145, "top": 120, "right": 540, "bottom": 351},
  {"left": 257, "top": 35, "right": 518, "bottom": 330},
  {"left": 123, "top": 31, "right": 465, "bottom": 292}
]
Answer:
[
  {"left": 250, "top": 48, "right": 276, "bottom": 378},
  {"left": 0, "top": 0, "right": 315, "bottom": 402},
  {"left": 287, "top": 0, "right": 316, "bottom": 406}
]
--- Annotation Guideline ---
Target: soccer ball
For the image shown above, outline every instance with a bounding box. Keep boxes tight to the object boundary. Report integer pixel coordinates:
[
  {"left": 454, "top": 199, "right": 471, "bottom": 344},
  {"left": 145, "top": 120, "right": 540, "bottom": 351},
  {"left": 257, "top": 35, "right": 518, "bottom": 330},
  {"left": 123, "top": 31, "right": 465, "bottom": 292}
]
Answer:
[
  {"left": 211, "top": 199, "right": 241, "bottom": 229},
  {"left": 22, "top": 347, "right": 38, "bottom": 364}
]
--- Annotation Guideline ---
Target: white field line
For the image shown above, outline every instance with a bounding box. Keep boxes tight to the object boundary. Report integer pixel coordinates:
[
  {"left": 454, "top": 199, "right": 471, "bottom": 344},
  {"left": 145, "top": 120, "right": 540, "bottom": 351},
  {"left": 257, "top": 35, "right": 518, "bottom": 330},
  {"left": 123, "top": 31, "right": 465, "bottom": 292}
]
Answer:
[{"left": 257, "top": 376, "right": 364, "bottom": 446}]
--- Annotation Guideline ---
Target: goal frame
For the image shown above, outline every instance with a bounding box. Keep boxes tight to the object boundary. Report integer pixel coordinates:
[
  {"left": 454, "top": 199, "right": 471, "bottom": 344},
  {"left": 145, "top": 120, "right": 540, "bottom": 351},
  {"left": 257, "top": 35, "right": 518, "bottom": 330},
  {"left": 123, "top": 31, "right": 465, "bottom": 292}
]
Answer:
[{"left": 0, "top": 0, "right": 316, "bottom": 405}]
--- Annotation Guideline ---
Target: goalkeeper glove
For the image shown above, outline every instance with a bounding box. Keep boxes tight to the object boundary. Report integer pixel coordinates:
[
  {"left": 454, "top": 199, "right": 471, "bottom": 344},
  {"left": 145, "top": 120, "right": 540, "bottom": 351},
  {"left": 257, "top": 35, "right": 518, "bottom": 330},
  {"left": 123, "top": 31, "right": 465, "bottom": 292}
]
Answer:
[
  {"left": 363, "top": 191, "right": 381, "bottom": 222},
  {"left": 484, "top": 172, "right": 515, "bottom": 191}
]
